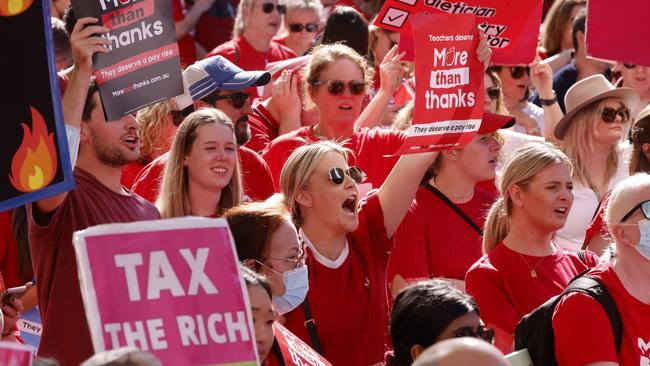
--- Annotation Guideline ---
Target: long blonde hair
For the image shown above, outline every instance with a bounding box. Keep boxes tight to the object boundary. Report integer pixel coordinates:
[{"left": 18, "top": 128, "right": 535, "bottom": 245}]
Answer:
[
  {"left": 482, "top": 143, "right": 573, "bottom": 253},
  {"left": 280, "top": 141, "right": 350, "bottom": 227},
  {"left": 232, "top": 0, "right": 256, "bottom": 38},
  {"left": 157, "top": 108, "right": 242, "bottom": 218},
  {"left": 562, "top": 98, "right": 625, "bottom": 190},
  {"left": 136, "top": 100, "right": 174, "bottom": 164}
]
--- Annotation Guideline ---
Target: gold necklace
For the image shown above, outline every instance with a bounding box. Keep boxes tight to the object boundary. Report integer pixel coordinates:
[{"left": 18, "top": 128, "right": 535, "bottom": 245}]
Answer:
[{"left": 516, "top": 252, "right": 547, "bottom": 278}]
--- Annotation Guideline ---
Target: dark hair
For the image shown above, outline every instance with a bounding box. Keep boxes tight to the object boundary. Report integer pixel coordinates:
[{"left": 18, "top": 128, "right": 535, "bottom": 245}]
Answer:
[
  {"left": 224, "top": 201, "right": 289, "bottom": 270},
  {"left": 10, "top": 207, "right": 33, "bottom": 282},
  {"left": 571, "top": 8, "right": 587, "bottom": 52},
  {"left": 240, "top": 265, "right": 273, "bottom": 299},
  {"left": 319, "top": 6, "right": 369, "bottom": 57},
  {"left": 52, "top": 18, "right": 71, "bottom": 66},
  {"left": 390, "top": 280, "right": 480, "bottom": 366},
  {"left": 82, "top": 79, "right": 100, "bottom": 121},
  {"left": 62, "top": 4, "right": 76, "bottom": 35},
  {"left": 630, "top": 114, "right": 650, "bottom": 174}
]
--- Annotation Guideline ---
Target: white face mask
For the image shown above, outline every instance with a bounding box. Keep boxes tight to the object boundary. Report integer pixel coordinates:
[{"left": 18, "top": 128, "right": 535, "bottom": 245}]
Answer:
[
  {"left": 257, "top": 261, "right": 309, "bottom": 315},
  {"left": 634, "top": 219, "right": 650, "bottom": 261}
]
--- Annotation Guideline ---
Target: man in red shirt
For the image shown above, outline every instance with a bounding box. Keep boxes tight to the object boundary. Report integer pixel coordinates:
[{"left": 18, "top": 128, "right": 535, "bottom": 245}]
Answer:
[
  {"left": 27, "top": 18, "right": 160, "bottom": 365},
  {"left": 133, "top": 56, "right": 275, "bottom": 202}
]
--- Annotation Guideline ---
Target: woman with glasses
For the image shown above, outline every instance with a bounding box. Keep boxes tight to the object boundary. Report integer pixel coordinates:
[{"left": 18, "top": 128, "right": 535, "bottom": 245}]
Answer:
[
  {"left": 388, "top": 280, "right": 494, "bottom": 366},
  {"left": 157, "top": 108, "right": 243, "bottom": 218},
  {"left": 278, "top": 140, "right": 438, "bottom": 365},
  {"left": 617, "top": 62, "right": 650, "bottom": 117},
  {"left": 549, "top": 75, "right": 639, "bottom": 250},
  {"left": 465, "top": 143, "right": 599, "bottom": 353},
  {"left": 552, "top": 173, "right": 650, "bottom": 366},
  {"left": 274, "top": 0, "right": 322, "bottom": 56},
  {"left": 484, "top": 70, "right": 507, "bottom": 114}
]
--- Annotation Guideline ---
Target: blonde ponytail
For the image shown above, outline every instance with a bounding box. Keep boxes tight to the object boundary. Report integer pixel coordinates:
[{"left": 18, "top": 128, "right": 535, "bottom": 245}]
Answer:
[{"left": 482, "top": 197, "right": 510, "bottom": 254}]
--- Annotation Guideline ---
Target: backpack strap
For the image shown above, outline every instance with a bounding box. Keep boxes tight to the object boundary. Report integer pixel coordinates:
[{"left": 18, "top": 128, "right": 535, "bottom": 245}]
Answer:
[
  {"left": 302, "top": 299, "right": 324, "bottom": 355},
  {"left": 422, "top": 183, "right": 483, "bottom": 236},
  {"left": 562, "top": 276, "right": 623, "bottom": 352}
]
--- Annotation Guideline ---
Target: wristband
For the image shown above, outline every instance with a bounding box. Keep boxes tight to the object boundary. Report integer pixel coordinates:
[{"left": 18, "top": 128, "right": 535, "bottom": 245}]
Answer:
[{"left": 540, "top": 92, "right": 557, "bottom": 107}]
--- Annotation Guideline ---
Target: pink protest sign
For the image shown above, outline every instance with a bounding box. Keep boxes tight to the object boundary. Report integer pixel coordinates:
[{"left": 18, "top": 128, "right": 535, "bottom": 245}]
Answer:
[
  {"left": 586, "top": 0, "right": 650, "bottom": 66},
  {"left": 377, "top": 0, "right": 542, "bottom": 65},
  {"left": 73, "top": 217, "right": 257, "bottom": 365},
  {"left": 0, "top": 342, "right": 34, "bottom": 366},
  {"left": 273, "top": 322, "right": 332, "bottom": 366},
  {"left": 395, "top": 13, "right": 484, "bottom": 154}
]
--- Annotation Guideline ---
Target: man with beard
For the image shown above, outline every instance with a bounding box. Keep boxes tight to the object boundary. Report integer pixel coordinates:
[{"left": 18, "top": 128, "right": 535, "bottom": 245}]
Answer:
[
  {"left": 132, "top": 55, "right": 276, "bottom": 202},
  {"left": 27, "top": 17, "right": 160, "bottom": 365}
]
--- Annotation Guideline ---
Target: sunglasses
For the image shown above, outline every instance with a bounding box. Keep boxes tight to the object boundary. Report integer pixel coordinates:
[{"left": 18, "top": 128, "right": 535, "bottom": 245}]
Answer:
[
  {"left": 486, "top": 86, "right": 501, "bottom": 100},
  {"left": 311, "top": 79, "right": 367, "bottom": 95},
  {"left": 452, "top": 326, "right": 495, "bottom": 343},
  {"left": 170, "top": 110, "right": 185, "bottom": 127},
  {"left": 328, "top": 166, "right": 366, "bottom": 185},
  {"left": 509, "top": 66, "right": 530, "bottom": 79},
  {"left": 621, "top": 200, "right": 650, "bottom": 222},
  {"left": 601, "top": 106, "right": 630, "bottom": 123},
  {"left": 212, "top": 92, "right": 251, "bottom": 109},
  {"left": 289, "top": 22, "right": 318, "bottom": 32},
  {"left": 261, "top": 2, "right": 286, "bottom": 14},
  {"left": 623, "top": 63, "right": 636, "bottom": 69}
]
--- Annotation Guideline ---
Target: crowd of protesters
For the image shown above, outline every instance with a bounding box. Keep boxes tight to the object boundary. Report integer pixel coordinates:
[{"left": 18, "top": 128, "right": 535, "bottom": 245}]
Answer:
[{"left": 1, "top": 0, "right": 649, "bottom": 365}]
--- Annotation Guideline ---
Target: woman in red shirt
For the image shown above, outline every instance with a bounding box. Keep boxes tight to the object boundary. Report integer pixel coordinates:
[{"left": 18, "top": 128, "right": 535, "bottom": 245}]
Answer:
[
  {"left": 553, "top": 173, "right": 650, "bottom": 366},
  {"left": 465, "top": 143, "right": 599, "bottom": 353}
]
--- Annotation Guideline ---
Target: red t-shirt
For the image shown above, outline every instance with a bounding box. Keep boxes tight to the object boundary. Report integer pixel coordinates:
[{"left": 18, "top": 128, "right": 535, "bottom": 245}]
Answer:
[
  {"left": 388, "top": 185, "right": 494, "bottom": 286},
  {"left": 0, "top": 211, "right": 29, "bottom": 288},
  {"left": 552, "top": 262, "right": 650, "bottom": 366},
  {"left": 465, "top": 243, "right": 599, "bottom": 353},
  {"left": 246, "top": 103, "right": 280, "bottom": 154},
  {"left": 27, "top": 168, "right": 160, "bottom": 366},
  {"left": 172, "top": 0, "right": 197, "bottom": 68},
  {"left": 206, "top": 36, "right": 297, "bottom": 71},
  {"left": 121, "top": 161, "right": 146, "bottom": 189},
  {"left": 131, "top": 147, "right": 274, "bottom": 203},
  {"left": 262, "top": 126, "right": 406, "bottom": 191},
  {"left": 283, "top": 194, "right": 393, "bottom": 366}
]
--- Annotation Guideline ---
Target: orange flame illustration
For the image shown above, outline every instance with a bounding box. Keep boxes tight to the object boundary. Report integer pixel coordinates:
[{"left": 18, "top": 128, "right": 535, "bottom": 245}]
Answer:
[
  {"left": 0, "top": 0, "right": 33, "bottom": 16},
  {"left": 9, "top": 107, "right": 58, "bottom": 192}
]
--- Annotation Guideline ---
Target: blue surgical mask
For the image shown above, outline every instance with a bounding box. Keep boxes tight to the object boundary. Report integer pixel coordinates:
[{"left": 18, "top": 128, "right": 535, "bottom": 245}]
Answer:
[
  {"left": 257, "top": 261, "right": 309, "bottom": 315},
  {"left": 635, "top": 219, "right": 650, "bottom": 261}
]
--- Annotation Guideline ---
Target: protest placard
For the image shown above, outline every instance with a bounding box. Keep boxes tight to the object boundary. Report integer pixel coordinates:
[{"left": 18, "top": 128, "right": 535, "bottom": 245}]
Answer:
[
  {"left": 0, "top": 342, "right": 35, "bottom": 366},
  {"left": 395, "top": 13, "right": 484, "bottom": 154},
  {"left": 376, "top": 0, "right": 541, "bottom": 65},
  {"left": 70, "top": 0, "right": 184, "bottom": 120},
  {"left": 586, "top": 0, "right": 650, "bottom": 66},
  {"left": 273, "top": 322, "right": 332, "bottom": 366},
  {"left": 73, "top": 217, "right": 258, "bottom": 365},
  {"left": 0, "top": 0, "right": 74, "bottom": 211}
]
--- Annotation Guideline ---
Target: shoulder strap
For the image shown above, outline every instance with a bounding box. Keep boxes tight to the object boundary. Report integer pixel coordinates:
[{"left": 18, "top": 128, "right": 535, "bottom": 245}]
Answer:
[
  {"left": 271, "top": 339, "right": 287, "bottom": 366},
  {"left": 422, "top": 183, "right": 483, "bottom": 236},
  {"left": 301, "top": 299, "right": 324, "bottom": 355},
  {"left": 576, "top": 250, "right": 587, "bottom": 265},
  {"left": 563, "top": 276, "right": 623, "bottom": 352}
]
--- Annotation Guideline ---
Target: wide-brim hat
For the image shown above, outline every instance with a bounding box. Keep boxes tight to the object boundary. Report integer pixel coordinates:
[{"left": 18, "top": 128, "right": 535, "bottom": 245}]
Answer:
[
  {"left": 554, "top": 74, "right": 639, "bottom": 139},
  {"left": 478, "top": 112, "right": 515, "bottom": 134}
]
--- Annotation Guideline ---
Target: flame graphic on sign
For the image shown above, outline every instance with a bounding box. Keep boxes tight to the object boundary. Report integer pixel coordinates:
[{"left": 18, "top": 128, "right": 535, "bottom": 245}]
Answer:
[
  {"left": 0, "top": 0, "right": 33, "bottom": 16},
  {"left": 9, "top": 107, "right": 58, "bottom": 192}
]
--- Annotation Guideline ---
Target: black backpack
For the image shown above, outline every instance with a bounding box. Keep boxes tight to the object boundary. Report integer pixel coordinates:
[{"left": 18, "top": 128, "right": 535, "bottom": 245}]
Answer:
[{"left": 514, "top": 273, "right": 623, "bottom": 366}]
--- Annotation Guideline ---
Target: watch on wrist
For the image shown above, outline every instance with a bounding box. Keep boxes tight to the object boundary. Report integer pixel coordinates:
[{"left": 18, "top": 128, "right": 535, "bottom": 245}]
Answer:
[{"left": 540, "top": 92, "right": 557, "bottom": 107}]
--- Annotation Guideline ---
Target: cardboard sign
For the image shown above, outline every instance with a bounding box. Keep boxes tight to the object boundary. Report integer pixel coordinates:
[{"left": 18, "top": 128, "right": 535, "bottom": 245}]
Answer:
[
  {"left": 0, "top": 0, "right": 74, "bottom": 211},
  {"left": 0, "top": 342, "right": 35, "bottom": 366},
  {"left": 376, "top": 0, "right": 542, "bottom": 65},
  {"left": 73, "top": 217, "right": 258, "bottom": 365},
  {"left": 70, "top": 0, "right": 184, "bottom": 120},
  {"left": 273, "top": 322, "right": 332, "bottom": 366},
  {"left": 586, "top": 0, "right": 650, "bottom": 66},
  {"left": 17, "top": 308, "right": 42, "bottom": 350},
  {"left": 396, "top": 13, "right": 484, "bottom": 154}
]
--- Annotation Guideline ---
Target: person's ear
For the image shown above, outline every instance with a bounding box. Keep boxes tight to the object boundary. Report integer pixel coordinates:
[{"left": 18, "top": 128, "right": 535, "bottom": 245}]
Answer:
[
  {"left": 79, "top": 121, "right": 91, "bottom": 143},
  {"left": 509, "top": 184, "right": 524, "bottom": 207},
  {"left": 610, "top": 224, "right": 633, "bottom": 248},
  {"left": 294, "top": 188, "right": 313, "bottom": 209},
  {"left": 410, "top": 344, "right": 425, "bottom": 362},
  {"left": 242, "top": 258, "right": 257, "bottom": 270},
  {"left": 642, "top": 142, "right": 650, "bottom": 157},
  {"left": 441, "top": 149, "right": 459, "bottom": 161}
]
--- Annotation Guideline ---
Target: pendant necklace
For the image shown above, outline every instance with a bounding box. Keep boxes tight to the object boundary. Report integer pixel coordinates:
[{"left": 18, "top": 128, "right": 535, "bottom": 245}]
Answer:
[{"left": 516, "top": 252, "right": 547, "bottom": 278}]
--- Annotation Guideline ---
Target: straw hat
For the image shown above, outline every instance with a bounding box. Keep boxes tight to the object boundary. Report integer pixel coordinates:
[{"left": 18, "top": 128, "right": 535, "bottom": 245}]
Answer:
[{"left": 553, "top": 74, "right": 639, "bottom": 139}]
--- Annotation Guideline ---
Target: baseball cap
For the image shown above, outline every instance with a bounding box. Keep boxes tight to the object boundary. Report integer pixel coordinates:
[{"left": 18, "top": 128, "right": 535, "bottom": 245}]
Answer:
[{"left": 477, "top": 112, "right": 515, "bottom": 134}]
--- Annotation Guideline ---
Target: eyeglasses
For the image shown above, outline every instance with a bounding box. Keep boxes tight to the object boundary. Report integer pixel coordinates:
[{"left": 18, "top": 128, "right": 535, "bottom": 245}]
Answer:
[
  {"left": 263, "top": 249, "right": 306, "bottom": 269},
  {"left": 212, "top": 92, "right": 251, "bottom": 109},
  {"left": 328, "top": 166, "right": 366, "bottom": 185},
  {"left": 621, "top": 200, "right": 650, "bottom": 222},
  {"left": 170, "top": 110, "right": 185, "bottom": 127},
  {"left": 261, "top": 2, "right": 286, "bottom": 14},
  {"left": 601, "top": 106, "right": 630, "bottom": 123},
  {"left": 485, "top": 87, "right": 501, "bottom": 100},
  {"left": 289, "top": 22, "right": 318, "bottom": 32},
  {"left": 509, "top": 66, "right": 530, "bottom": 79},
  {"left": 311, "top": 79, "right": 367, "bottom": 95},
  {"left": 452, "top": 325, "right": 495, "bottom": 343},
  {"left": 623, "top": 63, "right": 636, "bottom": 69}
]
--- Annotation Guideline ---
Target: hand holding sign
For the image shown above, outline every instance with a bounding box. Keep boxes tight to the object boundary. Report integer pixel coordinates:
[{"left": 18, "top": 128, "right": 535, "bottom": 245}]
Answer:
[
  {"left": 70, "top": 17, "right": 111, "bottom": 73},
  {"left": 379, "top": 45, "right": 407, "bottom": 94}
]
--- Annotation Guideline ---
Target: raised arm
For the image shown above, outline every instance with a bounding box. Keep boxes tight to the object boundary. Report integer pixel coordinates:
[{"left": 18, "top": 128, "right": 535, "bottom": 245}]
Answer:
[
  {"left": 35, "top": 17, "right": 110, "bottom": 214},
  {"left": 531, "top": 59, "right": 564, "bottom": 143}
]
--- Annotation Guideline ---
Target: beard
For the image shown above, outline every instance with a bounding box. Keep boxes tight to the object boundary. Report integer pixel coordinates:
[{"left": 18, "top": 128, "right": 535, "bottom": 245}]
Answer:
[
  {"left": 89, "top": 128, "right": 136, "bottom": 167},
  {"left": 235, "top": 116, "right": 251, "bottom": 146}
]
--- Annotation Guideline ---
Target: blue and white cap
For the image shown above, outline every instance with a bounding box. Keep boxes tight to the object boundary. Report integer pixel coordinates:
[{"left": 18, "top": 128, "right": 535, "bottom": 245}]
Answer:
[{"left": 175, "top": 55, "right": 271, "bottom": 113}]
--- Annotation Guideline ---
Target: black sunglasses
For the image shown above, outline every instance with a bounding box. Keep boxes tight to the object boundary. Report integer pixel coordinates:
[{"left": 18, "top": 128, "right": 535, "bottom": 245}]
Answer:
[
  {"left": 170, "top": 110, "right": 185, "bottom": 127},
  {"left": 621, "top": 200, "right": 650, "bottom": 222},
  {"left": 289, "top": 22, "right": 318, "bottom": 32},
  {"left": 261, "top": 2, "right": 286, "bottom": 14},
  {"left": 623, "top": 63, "right": 636, "bottom": 69},
  {"left": 212, "top": 92, "right": 250, "bottom": 109},
  {"left": 510, "top": 66, "right": 530, "bottom": 79},
  {"left": 453, "top": 325, "right": 495, "bottom": 343},
  {"left": 601, "top": 106, "right": 630, "bottom": 123},
  {"left": 486, "top": 86, "right": 501, "bottom": 100},
  {"left": 328, "top": 167, "right": 366, "bottom": 185},
  {"left": 311, "top": 79, "right": 366, "bottom": 96}
]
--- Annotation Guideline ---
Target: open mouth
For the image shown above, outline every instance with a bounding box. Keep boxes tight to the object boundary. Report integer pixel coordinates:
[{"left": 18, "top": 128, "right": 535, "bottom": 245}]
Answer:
[
  {"left": 554, "top": 207, "right": 568, "bottom": 215},
  {"left": 123, "top": 135, "right": 138, "bottom": 147},
  {"left": 211, "top": 167, "right": 228, "bottom": 174},
  {"left": 342, "top": 195, "right": 357, "bottom": 215},
  {"left": 339, "top": 103, "right": 353, "bottom": 111}
]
